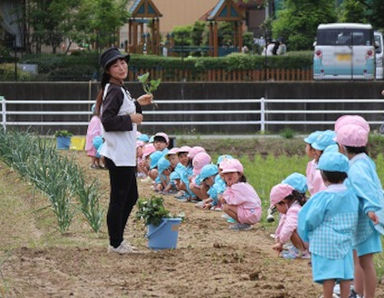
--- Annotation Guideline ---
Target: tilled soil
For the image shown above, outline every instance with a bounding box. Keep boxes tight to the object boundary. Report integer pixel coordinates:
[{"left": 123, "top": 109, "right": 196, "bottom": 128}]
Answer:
[{"left": 1, "top": 151, "right": 383, "bottom": 297}]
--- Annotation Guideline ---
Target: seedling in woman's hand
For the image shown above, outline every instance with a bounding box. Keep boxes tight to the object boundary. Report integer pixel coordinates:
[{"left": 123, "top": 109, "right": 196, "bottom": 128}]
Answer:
[{"left": 137, "top": 72, "right": 161, "bottom": 108}]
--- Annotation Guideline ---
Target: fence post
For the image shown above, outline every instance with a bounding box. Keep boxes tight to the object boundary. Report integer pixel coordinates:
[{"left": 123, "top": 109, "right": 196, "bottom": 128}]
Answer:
[
  {"left": 0, "top": 96, "right": 6, "bottom": 131},
  {"left": 260, "top": 97, "right": 265, "bottom": 133}
]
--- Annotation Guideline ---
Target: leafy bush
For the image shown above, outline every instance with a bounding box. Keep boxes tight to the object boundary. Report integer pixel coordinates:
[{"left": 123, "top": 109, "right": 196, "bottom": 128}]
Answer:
[
  {"left": 280, "top": 128, "right": 295, "bottom": 139},
  {"left": 54, "top": 130, "right": 73, "bottom": 137},
  {"left": 135, "top": 196, "right": 171, "bottom": 226},
  {"left": 0, "top": 63, "right": 34, "bottom": 81},
  {"left": 18, "top": 51, "right": 313, "bottom": 81}
]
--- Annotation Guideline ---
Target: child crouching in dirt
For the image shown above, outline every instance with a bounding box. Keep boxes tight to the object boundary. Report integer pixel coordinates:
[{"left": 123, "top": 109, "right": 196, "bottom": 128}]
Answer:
[
  {"left": 298, "top": 152, "right": 359, "bottom": 298},
  {"left": 194, "top": 164, "right": 219, "bottom": 209},
  {"left": 218, "top": 159, "right": 262, "bottom": 231},
  {"left": 269, "top": 183, "right": 308, "bottom": 259}
]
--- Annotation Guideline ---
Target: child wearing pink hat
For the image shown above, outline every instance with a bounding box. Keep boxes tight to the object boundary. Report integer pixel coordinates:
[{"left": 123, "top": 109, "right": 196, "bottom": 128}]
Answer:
[
  {"left": 218, "top": 159, "right": 262, "bottom": 230},
  {"left": 85, "top": 104, "right": 104, "bottom": 169},
  {"left": 336, "top": 122, "right": 383, "bottom": 298},
  {"left": 139, "top": 143, "right": 156, "bottom": 181},
  {"left": 136, "top": 140, "right": 146, "bottom": 178},
  {"left": 189, "top": 152, "right": 212, "bottom": 201},
  {"left": 269, "top": 183, "right": 307, "bottom": 258}
]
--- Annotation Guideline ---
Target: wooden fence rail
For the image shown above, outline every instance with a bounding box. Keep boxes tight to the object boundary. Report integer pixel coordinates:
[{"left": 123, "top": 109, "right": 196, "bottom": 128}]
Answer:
[{"left": 128, "top": 68, "right": 313, "bottom": 82}]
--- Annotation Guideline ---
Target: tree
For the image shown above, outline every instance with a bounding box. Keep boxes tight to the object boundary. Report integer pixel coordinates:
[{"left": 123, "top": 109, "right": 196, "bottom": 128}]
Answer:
[
  {"left": 26, "top": 0, "right": 77, "bottom": 53},
  {"left": 272, "top": 0, "right": 337, "bottom": 51},
  {"left": 71, "top": 0, "right": 130, "bottom": 52},
  {"left": 355, "top": 0, "right": 384, "bottom": 30},
  {"left": 337, "top": 0, "right": 368, "bottom": 23}
]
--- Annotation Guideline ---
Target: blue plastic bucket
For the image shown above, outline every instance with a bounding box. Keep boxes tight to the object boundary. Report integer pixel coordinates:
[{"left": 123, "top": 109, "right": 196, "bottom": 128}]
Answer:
[
  {"left": 147, "top": 218, "right": 182, "bottom": 250},
  {"left": 56, "top": 136, "right": 71, "bottom": 150}
]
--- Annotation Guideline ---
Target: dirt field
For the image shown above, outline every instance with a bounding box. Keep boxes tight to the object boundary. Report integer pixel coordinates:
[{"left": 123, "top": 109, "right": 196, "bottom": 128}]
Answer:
[{"left": 1, "top": 150, "right": 384, "bottom": 298}]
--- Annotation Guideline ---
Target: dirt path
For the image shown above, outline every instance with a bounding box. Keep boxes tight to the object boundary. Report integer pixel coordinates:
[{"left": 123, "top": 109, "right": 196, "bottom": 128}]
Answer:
[{"left": 1, "top": 151, "right": 383, "bottom": 297}]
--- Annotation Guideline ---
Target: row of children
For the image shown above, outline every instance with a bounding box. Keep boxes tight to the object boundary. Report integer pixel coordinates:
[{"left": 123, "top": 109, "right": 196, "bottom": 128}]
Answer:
[
  {"left": 135, "top": 131, "right": 262, "bottom": 231},
  {"left": 268, "top": 115, "right": 384, "bottom": 298}
]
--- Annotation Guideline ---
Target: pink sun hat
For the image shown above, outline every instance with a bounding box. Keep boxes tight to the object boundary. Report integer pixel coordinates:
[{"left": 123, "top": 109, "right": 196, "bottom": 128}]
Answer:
[
  {"left": 142, "top": 143, "right": 156, "bottom": 158},
  {"left": 154, "top": 132, "right": 170, "bottom": 144},
  {"left": 334, "top": 115, "right": 370, "bottom": 133},
  {"left": 188, "top": 146, "right": 206, "bottom": 159},
  {"left": 176, "top": 146, "right": 191, "bottom": 154},
  {"left": 165, "top": 147, "right": 179, "bottom": 159},
  {"left": 192, "top": 152, "right": 212, "bottom": 176},
  {"left": 336, "top": 124, "right": 369, "bottom": 147},
  {"left": 136, "top": 140, "right": 145, "bottom": 148},
  {"left": 270, "top": 184, "right": 294, "bottom": 207},
  {"left": 220, "top": 158, "right": 244, "bottom": 174}
]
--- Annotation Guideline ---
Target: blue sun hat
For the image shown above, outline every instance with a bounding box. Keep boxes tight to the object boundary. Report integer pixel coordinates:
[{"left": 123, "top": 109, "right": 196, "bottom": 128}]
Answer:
[
  {"left": 281, "top": 172, "right": 307, "bottom": 194},
  {"left": 317, "top": 151, "right": 349, "bottom": 173},
  {"left": 216, "top": 154, "right": 233, "bottom": 166},
  {"left": 157, "top": 156, "right": 171, "bottom": 174},
  {"left": 323, "top": 143, "right": 339, "bottom": 154},
  {"left": 137, "top": 134, "right": 149, "bottom": 142},
  {"left": 304, "top": 130, "right": 322, "bottom": 144},
  {"left": 312, "top": 130, "right": 336, "bottom": 151},
  {"left": 196, "top": 164, "right": 218, "bottom": 185},
  {"left": 170, "top": 171, "right": 181, "bottom": 181},
  {"left": 149, "top": 151, "right": 163, "bottom": 169}
]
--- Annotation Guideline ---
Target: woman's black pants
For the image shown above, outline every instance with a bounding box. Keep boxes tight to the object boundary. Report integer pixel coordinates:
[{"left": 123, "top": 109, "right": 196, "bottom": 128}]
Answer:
[{"left": 105, "top": 157, "right": 138, "bottom": 248}]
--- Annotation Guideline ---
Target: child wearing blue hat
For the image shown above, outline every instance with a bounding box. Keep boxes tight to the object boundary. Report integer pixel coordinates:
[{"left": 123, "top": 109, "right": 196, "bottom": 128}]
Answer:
[
  {"left": 194, "top": 164, "right": 219, "bottom": 209},
  {"left": 305, "top": 130, "right": 335, "bottom": 196},
  {"left": 154, "top": 156, "right": 173, "bottom": 193},
  {"left": 298, "top": 152, "right": 359, "bottom": 298}
]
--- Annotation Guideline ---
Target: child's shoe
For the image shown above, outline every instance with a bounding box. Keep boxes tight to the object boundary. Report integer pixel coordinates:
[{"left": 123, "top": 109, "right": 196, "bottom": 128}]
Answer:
[
  {"left": 266, "top": 206, "right": 276, "bottom": 222},
  {"left": 229, "top": 223, "right": 252, "bottom": 231}
]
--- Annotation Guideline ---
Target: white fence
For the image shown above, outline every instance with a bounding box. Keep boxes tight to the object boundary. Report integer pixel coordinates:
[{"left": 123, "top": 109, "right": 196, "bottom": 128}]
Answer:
[{"left": 1, "top": 96, "right": 383, "bottom": 132}]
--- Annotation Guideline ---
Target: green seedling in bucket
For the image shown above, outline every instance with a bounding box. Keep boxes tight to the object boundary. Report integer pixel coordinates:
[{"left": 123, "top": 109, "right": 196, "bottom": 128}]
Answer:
[{"left": 137, "top": 72, "right": 161, "bottom": 108}]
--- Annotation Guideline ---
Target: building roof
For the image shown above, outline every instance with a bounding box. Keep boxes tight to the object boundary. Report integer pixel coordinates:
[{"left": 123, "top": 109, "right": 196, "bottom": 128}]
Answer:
[
  {"left": 204, "top": 0, "right": 244, "bottom": 21},
  {"left": 129, "top": 0, "right": 162, "bottom": 18}
]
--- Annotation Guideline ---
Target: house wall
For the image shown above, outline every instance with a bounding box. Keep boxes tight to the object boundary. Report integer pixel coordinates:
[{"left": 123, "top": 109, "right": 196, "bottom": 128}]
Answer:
[{"left": 120, "top": 0, "right": 219, "bottom": 45}]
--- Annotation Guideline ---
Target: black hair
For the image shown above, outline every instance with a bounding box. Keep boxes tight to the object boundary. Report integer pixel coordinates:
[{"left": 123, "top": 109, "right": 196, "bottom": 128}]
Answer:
[
  {"left": 284, "top": 190, "right": 307, "bottom": 206},
  {"left": 239, "top": 174, "right": 247, "bottom": 183},
  {"left": 320, "top": 170, "right": 348, "bottom": 184},
  {"left": 344, "top": 145, "right": 368, "bottom": 155},
  {"left": 154, "top": 136, "right": 167, "bottom": 143},
  {"left": 95, "top": 72, "right": 111, "bottom": 116}
]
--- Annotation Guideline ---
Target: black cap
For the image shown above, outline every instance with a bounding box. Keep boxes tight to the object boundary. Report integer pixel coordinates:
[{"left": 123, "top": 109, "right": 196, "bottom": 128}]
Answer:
[{"left": 99, "top": 47, "right": 130, "bottom": 70}]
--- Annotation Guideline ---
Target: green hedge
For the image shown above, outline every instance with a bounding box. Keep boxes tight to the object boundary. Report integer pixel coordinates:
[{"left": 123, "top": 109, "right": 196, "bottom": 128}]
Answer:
[{"left": 16, "top": 51, "right": 313, "bottom": 81}]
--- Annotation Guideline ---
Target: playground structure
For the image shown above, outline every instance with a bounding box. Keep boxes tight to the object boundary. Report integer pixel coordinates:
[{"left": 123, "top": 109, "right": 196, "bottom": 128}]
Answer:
[
  {"left": 128, "top": 0, "right": 162, "bottom": 55},
  {"left": 205, "top": 0, "right": 245, "bottom": 57}
]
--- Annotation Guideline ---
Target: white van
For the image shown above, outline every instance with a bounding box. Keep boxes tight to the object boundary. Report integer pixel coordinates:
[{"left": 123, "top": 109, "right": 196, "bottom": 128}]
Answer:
[
  {"left": 313, "top": 23, "right": 376, "bottom": 80},
  {"left": 375, "top": 31, "right": 383, "bottom": 79}
]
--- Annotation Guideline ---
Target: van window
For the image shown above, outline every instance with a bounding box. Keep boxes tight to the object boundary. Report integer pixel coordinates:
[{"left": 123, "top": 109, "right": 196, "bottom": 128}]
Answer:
[{"left": 317, "top": 29, "right": 373, "bottom": 46}]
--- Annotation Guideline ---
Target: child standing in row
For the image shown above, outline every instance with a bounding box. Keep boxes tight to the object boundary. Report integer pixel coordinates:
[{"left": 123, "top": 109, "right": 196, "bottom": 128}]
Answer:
[
  {"left": 335, "top": 116, "right": 383, "bottom": 298},
  {"left": 85, "top": 104, "right": 104, "bottom": 169},
  {"left": 219, "top": 159, "right": 262, "bottom": 231},
  {"left": 269, "top": 183, "right": 307, "bottom": 258},
  {"left": 298, "top": 152, "right": 359, "bottom": 298}
]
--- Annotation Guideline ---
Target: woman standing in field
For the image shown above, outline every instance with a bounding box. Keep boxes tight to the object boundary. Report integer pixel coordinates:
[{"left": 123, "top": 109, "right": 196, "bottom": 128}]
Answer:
[{"left": 95, "top": 47, "right": 153, "bottom": 254}]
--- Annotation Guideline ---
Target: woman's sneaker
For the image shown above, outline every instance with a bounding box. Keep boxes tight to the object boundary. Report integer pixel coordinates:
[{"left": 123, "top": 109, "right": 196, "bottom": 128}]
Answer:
[{"left": 107, "top": 241, "right": 137, "bottom": 254}]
